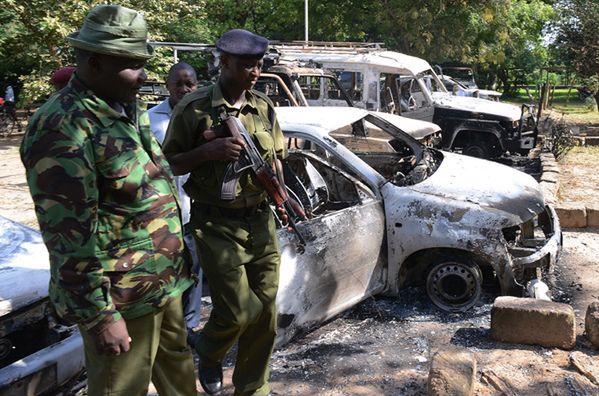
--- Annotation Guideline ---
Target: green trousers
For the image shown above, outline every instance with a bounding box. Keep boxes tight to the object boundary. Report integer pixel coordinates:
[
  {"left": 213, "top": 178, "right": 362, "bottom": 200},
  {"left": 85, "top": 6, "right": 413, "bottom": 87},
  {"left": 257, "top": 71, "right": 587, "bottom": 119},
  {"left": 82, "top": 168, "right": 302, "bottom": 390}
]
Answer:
[
  {"left": 192, "top": 204, "right": 280, "bottom": 396},
  {"left": 80, "top": 296, "right": 197, "bottom": 396}
]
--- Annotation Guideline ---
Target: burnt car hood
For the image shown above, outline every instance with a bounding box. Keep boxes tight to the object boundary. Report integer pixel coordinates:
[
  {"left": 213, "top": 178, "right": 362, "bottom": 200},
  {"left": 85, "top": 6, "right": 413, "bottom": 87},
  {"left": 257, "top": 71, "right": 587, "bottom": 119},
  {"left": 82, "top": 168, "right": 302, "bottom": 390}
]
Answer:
[
  {"left": 403, "top": 151, "right": 545, "bottom": 223},
  {"left": 431, "top": 92, "right": 521, "bottom": 120},
  {"left": 0, "top": 216, "right": 49, "bottom": 316},
  {"left": 372, "top": 111, "right": 441, "bottom": 140}
]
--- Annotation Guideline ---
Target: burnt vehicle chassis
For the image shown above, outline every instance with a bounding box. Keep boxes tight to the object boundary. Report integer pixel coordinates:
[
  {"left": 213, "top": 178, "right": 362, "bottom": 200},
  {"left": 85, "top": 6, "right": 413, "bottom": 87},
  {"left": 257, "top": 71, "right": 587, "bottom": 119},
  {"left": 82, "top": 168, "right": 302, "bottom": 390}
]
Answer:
[{"left": 436, "top": 103, "right": 539, "bottom": 158}]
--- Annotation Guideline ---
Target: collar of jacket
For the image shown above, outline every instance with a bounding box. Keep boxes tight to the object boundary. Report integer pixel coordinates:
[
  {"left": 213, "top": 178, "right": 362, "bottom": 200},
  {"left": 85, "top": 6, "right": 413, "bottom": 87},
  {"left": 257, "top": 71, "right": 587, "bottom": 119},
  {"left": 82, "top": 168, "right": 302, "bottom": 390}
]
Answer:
[
  {"left": 211, "top": 80, "right": 259, "bottom": 113},
  {"left": 68, "top": 74, "right": 137, "bottom": 128},
  {"left": 150, "top": 98, "right": 172, "bottom": 116}
]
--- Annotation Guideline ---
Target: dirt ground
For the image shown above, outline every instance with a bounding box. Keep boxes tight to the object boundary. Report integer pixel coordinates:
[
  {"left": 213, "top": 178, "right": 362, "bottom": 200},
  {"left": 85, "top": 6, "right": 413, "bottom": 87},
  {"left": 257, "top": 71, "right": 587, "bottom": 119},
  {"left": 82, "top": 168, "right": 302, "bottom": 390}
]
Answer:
[
  {"left": 558, "top": 146, "right": 599, "bottom": 206},
  {"left": 1, "top": 133, "right": 598, "bottom": 396},
  {"left": 0, "top": 136, "right": 37, "bottom": 229}
]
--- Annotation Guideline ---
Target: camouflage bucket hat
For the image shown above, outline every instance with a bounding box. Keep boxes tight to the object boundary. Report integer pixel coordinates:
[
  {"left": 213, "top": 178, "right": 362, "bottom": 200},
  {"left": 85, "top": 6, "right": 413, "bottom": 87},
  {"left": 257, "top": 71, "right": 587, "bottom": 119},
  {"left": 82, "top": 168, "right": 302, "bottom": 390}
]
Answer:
[{"left": 67, "top": 4, "right": 154, "bottom": 60}]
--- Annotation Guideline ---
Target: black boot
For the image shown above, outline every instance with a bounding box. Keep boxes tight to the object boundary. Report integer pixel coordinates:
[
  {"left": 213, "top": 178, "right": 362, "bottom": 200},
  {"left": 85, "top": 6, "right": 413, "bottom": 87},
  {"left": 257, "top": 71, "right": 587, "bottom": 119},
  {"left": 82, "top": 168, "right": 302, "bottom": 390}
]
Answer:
[{"left": 198, "top": 363, "right": 223, "bottom": 394}]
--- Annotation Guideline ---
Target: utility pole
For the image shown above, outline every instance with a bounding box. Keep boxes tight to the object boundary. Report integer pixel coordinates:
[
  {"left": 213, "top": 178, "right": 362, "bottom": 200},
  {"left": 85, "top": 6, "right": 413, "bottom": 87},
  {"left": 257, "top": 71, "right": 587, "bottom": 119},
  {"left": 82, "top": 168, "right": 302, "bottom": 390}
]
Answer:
[{"left": 305, "top": 0, "right": 309, "bottom": 42}]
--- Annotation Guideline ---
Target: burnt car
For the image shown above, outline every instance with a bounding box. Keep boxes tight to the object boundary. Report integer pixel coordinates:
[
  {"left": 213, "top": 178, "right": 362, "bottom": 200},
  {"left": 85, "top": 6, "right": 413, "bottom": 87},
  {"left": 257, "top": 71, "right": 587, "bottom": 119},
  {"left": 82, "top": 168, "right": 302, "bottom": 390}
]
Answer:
[
  {"left": 273, "top": 42, "right": 539, "bottom": 159},
  {"left": 274, "top": 106, "right": 561, "bottom": 345},
  {"left": 255, "top": 59, "right": 441, "bottom": 148},
  {"left": 0, "top": 216, "right": 83, "bottom": 395},
  {"left": 256, "top": 59, "right": 354, "bottom": 108}
]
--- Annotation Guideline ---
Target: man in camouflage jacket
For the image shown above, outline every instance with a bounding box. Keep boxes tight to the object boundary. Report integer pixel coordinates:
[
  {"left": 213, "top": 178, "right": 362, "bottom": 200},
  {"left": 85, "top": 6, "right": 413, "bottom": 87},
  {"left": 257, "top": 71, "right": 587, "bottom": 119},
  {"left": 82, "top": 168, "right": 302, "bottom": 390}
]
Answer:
[{"left": 20, "top": 5, "right": 196, "bottom": 395}]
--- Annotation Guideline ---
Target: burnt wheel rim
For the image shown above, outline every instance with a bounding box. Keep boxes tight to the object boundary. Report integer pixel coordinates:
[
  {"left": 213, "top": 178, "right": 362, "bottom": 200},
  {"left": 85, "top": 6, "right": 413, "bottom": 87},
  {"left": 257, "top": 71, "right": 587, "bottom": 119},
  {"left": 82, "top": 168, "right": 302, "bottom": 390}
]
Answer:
[
  {"left": 426, "top": 261, "right": 482, "bottom": 312},
  {"left": 463, "top": 144, "right": 488, "bottom": 158}
]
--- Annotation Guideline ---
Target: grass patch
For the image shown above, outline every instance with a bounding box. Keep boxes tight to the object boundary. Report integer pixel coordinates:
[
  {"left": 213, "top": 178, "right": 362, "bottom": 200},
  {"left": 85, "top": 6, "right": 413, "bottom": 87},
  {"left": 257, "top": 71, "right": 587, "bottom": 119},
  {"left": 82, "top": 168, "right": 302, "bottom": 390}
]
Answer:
[
  {"left": 501, "top": 87, "right": 599, "bottom": 124},
  {"left": 564, "top": 146, "right": 599, "bottom": 158}
]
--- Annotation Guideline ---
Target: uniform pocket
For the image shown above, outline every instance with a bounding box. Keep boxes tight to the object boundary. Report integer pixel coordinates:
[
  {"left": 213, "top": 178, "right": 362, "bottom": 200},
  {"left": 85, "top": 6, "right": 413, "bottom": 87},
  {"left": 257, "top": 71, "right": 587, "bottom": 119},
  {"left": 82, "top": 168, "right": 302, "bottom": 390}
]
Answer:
[{"left": 97, "top": 238, "right": 155, "bottom": 272}]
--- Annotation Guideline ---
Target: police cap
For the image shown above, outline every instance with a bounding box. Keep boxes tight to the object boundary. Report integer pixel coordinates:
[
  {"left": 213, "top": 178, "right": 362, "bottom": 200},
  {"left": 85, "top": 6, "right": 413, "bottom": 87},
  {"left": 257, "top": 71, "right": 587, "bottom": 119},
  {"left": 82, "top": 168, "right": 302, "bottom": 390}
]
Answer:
[{"left": 216, "top": 29, "right": 268, "bottom": 58}]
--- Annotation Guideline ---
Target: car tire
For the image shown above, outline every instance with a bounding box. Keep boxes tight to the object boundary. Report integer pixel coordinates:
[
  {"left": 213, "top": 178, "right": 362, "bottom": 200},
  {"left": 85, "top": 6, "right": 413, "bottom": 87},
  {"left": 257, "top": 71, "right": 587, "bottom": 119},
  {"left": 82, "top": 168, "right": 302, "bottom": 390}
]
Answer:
[
  {"left": 425, "top": 259, "right": 483, "bottom": 312},
  {"left": 462, "top": 142, "right": 490, "bottom": 159}
]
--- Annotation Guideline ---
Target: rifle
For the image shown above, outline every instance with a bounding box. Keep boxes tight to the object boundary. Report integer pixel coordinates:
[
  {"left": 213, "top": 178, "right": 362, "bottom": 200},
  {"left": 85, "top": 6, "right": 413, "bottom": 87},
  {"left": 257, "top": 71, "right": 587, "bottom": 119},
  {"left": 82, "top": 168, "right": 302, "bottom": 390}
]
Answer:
[{"left": 219, "top": 113, "right": 307, "bottom": 246}]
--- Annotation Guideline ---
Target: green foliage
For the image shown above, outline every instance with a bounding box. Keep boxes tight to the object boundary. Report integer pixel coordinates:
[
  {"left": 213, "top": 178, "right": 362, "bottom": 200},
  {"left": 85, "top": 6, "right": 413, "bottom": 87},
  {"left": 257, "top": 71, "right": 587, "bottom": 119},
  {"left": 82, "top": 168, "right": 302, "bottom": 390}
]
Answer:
[
  {"left": 0, "top": 0, "right": 582, "bottom": 108},
  {"left": 1, "top": 0, "right": 207, "bottom": 105},
  {"left": 550, "top": 0, "right": 599, "bottom": 110}
]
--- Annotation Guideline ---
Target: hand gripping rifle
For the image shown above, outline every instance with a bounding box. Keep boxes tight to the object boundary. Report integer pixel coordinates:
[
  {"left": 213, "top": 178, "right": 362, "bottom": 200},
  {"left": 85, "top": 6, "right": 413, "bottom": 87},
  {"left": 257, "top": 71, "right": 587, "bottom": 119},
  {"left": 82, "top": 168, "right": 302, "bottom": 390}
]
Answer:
[{"left": 219, "top": 113, "right": 307, "bottom": 246}]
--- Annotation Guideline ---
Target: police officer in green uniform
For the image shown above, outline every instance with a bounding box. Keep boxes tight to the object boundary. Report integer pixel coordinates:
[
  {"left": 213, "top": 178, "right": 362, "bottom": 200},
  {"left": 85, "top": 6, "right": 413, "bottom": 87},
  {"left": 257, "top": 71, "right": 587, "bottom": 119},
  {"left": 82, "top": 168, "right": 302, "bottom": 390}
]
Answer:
[
  {"left": 20, "top": 5, "right": 197, "bottom": 395},
  {"left": 162, "top": 29, "right": 287, "bottom": 396}
]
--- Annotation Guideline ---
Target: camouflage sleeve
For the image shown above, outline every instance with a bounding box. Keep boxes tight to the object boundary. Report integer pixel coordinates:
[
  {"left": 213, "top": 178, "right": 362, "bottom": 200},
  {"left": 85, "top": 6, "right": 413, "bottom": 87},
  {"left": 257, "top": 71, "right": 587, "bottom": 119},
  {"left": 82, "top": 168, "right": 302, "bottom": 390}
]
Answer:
[{"left": 20, "top": 125, "right": 121, "bottom": 331}]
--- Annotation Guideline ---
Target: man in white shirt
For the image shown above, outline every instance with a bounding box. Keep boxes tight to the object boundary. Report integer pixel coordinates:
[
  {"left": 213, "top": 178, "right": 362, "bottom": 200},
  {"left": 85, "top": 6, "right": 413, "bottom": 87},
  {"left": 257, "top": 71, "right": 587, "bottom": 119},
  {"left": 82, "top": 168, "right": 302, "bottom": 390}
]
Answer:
[
  {"left": 3, "top": 84, "right": 17, "bottom": 122},
  {"left": 146, "top": 62, "right": 202, "bottom": 330}
]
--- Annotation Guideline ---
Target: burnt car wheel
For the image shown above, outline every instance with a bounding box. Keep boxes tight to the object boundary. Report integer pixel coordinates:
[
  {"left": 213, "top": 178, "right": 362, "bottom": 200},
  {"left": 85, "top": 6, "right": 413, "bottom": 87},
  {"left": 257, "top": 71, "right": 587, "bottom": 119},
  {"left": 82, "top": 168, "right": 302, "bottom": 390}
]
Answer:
[
  {"left": 426, "top": 260, "right": 482, "bottom": 312},
  {"left": 462, "top": 142, "right": 490, "bottom": 159}
]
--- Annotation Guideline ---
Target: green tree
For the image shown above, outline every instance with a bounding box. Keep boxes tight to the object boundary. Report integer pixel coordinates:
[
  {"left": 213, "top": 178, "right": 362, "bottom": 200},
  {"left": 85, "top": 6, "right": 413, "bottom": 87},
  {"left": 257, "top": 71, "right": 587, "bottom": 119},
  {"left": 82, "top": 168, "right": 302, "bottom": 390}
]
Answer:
[
  {"left": 1, "top": 0, "right": 206, "bottom": 105},
  {"left": 550, "top": 0, "right": 599, "bottom": 110}
]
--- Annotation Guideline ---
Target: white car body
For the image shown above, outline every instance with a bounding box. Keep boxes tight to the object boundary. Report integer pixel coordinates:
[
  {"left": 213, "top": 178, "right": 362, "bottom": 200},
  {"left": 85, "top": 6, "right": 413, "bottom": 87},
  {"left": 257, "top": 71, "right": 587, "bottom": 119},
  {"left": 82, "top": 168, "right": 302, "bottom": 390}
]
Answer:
[
  {"left": 0, "top": 217, "right": 84, "bottom": 395},
  {"left": 274, "top": 106, "right": 560, "bottom": 344}
]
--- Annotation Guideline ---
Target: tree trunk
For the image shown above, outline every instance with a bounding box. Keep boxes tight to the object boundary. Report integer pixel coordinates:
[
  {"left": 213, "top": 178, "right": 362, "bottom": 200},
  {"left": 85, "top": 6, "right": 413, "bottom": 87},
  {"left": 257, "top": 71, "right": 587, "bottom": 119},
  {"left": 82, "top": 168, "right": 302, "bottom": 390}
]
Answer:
[{"left": 595, "top": 91, "right": 599, "bottom": 111}]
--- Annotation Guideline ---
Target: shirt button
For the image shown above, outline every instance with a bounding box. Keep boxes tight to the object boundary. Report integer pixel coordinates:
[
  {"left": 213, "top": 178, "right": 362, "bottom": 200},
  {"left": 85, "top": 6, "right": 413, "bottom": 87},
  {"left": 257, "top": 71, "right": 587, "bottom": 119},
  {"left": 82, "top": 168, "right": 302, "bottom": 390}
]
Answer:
[{"left": 123, "top": 262, "right": 129, "bottom": 268}]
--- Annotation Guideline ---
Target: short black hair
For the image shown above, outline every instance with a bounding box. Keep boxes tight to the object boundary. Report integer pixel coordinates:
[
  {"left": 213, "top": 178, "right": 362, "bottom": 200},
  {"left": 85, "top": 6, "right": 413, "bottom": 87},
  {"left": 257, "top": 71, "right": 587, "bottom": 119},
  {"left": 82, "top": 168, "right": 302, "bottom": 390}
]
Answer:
[{"left": 166, "top": 62, "right": 197, "bottom": 83}]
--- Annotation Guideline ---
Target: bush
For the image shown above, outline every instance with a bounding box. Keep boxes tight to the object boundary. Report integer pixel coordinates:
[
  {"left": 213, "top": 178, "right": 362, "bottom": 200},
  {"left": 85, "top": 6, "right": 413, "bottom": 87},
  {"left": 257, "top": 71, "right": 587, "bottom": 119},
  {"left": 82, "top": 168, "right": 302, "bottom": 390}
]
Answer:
[
  {"left": 584, "top": 97, "right": 598, "bottom": 112},
  {"left": 545, "top": 117, "right": 574, "bottom": 160}
]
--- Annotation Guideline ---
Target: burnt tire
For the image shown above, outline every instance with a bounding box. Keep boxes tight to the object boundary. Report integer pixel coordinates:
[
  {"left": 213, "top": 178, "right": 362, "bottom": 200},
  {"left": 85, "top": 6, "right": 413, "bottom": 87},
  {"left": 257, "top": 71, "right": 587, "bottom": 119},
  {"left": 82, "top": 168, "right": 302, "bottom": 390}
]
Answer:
[
  {"left": 462, "top": 142, "right": 490, "bottom": 159},
  {"left": 426, "top": 259, "right": 482, "bottom": 312}
]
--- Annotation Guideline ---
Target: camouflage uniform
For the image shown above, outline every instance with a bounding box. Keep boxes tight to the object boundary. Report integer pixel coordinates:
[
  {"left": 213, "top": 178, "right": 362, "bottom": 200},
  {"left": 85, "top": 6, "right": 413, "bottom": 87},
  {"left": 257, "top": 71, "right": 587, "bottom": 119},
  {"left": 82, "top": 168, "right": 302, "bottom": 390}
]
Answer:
[
  {"left": 20, "top": 75, "right": 196, "bottom": 394},
  {"left": 163, "top": 81, "right": 285, "bottom": 396}
]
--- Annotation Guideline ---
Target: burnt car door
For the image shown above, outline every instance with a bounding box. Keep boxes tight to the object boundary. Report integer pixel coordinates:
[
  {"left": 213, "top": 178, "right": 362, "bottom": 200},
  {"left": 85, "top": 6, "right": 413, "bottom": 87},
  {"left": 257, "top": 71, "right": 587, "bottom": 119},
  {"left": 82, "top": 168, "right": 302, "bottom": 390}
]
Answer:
[{"left": 275, "top": 133, "right": 386, "bottom": 346}]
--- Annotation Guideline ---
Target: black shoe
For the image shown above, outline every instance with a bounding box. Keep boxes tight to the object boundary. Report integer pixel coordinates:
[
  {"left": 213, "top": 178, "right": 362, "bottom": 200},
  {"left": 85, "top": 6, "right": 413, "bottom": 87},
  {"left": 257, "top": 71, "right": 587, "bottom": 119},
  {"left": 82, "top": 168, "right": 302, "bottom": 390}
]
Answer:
[{"left": 198, "top": 364, "right": 223, "bottom": 394}]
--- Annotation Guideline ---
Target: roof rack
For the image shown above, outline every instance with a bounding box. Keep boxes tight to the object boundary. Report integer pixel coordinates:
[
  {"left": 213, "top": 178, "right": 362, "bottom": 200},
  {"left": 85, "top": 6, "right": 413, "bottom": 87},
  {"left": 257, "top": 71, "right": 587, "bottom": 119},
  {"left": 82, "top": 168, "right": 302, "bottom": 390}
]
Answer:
[
  {"left": 148, "top": 41, "right": 215, "bottom": 52},
  {"left": 270, "top": 41, "right": 385, "bottom": 54}
]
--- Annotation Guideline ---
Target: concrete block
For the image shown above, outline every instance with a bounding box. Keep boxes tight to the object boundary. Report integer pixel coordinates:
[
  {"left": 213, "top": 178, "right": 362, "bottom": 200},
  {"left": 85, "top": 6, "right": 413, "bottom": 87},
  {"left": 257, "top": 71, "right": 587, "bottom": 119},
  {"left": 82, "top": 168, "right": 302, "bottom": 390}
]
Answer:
[
  {"left": 585, "top": 302, "right": 599, "bottom": 348},
  {"left": 540, "top": 154, "right": 556, "bottom": 164},
  {"left": 428, "top": 349, "right": 476, "bottom": 396},
  {"left": 587, "top": 205, "right": 599, "bottom": 228},
  {"left": 542, "top": 165, "right": 560, "bottom": 174},
  {"left": 555, "top": 204, "right": 587, "bottom": 228},
  {"left": 540, "top": 181, "right": 558, "bottom": 205},
  {"left": 540, "top": 172, "right": 559, "bottom": 183},
  {"left": 491, "top": 297, "right": 576, "bottom": 349}
]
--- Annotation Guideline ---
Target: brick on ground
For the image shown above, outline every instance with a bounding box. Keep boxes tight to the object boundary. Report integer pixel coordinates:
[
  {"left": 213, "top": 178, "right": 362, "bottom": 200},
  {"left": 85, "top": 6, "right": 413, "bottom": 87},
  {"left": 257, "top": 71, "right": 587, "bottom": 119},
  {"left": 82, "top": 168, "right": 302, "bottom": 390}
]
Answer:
[
  {"left": 543, "top": 165, "right": 560, "bottom": 173},
  {"left": 586, "top": 205, "right": 599, "bottom": 228},
  {"left": 585, "top": 302, "right": 599, "bottom": 348},
  {"left": 491, "top": 297, "right": 576, "bottom": 350},
  {"left": 541, "top": 171, "right": 559, "bottom": 183},
  {"left": 555, "top": 204, "right": 587, "bottom": 228},
  {"left": 428, "top": 349, "right": 476, "bottom": 396}
]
